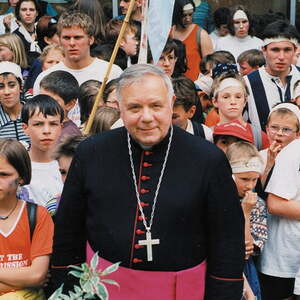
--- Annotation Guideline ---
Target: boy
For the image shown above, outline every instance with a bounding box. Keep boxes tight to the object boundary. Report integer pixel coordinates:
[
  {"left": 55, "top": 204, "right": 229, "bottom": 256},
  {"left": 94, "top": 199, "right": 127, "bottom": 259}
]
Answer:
[
  {"left": 20, "top": 95, "right": 64, "bottom": 216},
  {"left": 237, "top": 49, "right": 265, "bottom": 76},
  {"left": 172, "top": 76, "right": 213, "bottom": 141},
  {"left": 39, "top": 70, "right": 82, "bottom": 142}
]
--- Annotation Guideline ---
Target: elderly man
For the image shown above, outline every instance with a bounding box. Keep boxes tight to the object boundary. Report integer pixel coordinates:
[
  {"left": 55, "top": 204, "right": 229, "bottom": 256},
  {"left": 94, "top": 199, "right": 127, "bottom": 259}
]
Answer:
[{"left": 51, "top": 64, "right": 244, "bottom": 300}]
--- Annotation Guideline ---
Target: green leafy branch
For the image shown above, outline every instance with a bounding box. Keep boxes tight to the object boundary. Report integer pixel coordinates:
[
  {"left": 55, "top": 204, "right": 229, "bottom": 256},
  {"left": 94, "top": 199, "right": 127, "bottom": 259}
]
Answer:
[{"left": 49, "top": 252, "right": 120, "bottom": 300}]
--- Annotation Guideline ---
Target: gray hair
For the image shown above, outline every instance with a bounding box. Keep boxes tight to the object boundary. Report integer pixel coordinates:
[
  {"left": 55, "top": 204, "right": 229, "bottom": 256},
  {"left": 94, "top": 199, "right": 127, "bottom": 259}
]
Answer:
[{"left": 116, "top": 64, "right": 174, "bottom": 102}]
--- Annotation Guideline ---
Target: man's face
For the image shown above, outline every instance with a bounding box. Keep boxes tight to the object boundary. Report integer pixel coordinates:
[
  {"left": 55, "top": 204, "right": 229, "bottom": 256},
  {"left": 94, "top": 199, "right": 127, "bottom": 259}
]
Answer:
[
  {"left": 233, "top": 18, "right": 249, "bottom": 38},
  {"left": 23, "top": 110, "right": 62, "bottom": 153},
  {"left": 59, "top": 26, "right": 94, "bottom": 64},
  {"left": 119, "top": 74, "right": 174, "bottom": 147},
  {"left": 19, "top": 1, "right": 38, "bottom": 26},
  {"left": 263, "top": 41, "right": 296, "bottom": 76},
  {"left": 239, "top": 61, "right": 258, "bottom": 76},
  {"left": 9, "top": 0, "right": 19, "bottom": 7},
  {"left": 155, "top": 50, "right": 177, "bottom": 77},
  {"left": 121, "top": 33, "right": 138, "bottom": 56},
  {"left": 172, "top": 104, "right": 195, "bottom": 130},
  {"left": 120, "top": 0, "right": 139, "bottom": 15}
]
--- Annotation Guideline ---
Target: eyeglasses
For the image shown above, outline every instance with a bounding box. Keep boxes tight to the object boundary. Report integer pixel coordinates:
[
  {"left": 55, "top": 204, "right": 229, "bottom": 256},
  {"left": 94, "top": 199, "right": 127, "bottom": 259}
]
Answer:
[{"left": 268, "top": 125, "right": 298, "bottom": 136}]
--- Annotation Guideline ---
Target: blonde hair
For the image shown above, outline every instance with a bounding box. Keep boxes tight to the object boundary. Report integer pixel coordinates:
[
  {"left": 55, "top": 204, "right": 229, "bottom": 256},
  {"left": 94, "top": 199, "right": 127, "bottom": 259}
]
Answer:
[
  {"left": 89, "top": 106, "right": 120, "bottom": 135},
  {"left": 0, "top": 33, "right": 28, "bottom": 68},
  {"left": 39, "top": 44, "right": 64, "bottom": 65},
  {"left": 226, "top": 141, "right": 262, "bottom": 166}
]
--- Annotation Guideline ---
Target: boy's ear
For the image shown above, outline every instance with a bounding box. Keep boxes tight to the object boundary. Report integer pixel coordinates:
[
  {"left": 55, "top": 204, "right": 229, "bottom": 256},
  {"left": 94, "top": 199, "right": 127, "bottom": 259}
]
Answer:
[
  {"left": 187, "top": 105, "right": 196, "bottom": 118},
  {"left": 212, "top": 97, "right": 218, "bottom": 108},
  {"left": 22, "top": 123, "right": 30, "bottom": 136},
  {"left": 65, "top": 99, "right": 77, "bottom": 112}
]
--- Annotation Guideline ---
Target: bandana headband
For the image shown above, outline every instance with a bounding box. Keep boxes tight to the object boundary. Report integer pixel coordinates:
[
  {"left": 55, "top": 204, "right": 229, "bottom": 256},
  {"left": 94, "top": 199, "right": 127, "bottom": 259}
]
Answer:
[
  {"left": 213, "top": 78, "right": 244, "bottom": 98},
  {"left": 231, "top": 157, "right": 263, "bottom": 174},
  {"left": 263, "top": 37, "right": 298, "bottom": 47},
  {"left": 233, "top": 10, "right": 248, "bottom": 21},
  {"left": 270, "top": 103, "right": 300, "bottom": 124},
  {"left": 183, "top": 4, "right": 194, "bottom": 11}
]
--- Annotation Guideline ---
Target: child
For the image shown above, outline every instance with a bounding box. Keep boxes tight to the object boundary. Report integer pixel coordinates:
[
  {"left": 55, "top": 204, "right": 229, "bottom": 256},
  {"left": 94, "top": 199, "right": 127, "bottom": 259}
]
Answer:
[
  {"left": 211, "top": 71, "right": 269, "bottom": 150},
  {"left": 102, "top": 78, "right": 119, "bottom": 109},
  {"left": 39, "top": 44, "right": 64, "bottom": 71},
  {"left": 39, "top": 70, "right": 82, "bottom": 141},
  {"left": 227, "top": 141, "right": 267, "bottom": 300},
  {"left": 0, "top": 61, "right": 30, "bottom": 144},
  {"left": 292, "top": 79, "right": 300, "bottom": 108},
  {"left": 237, "top": 49, "right": 265, "bottom": 76},
  {"left": 260, "top": 103, "right": 300, "bottom": 187},
  {"left": 21, "top": 95, "right": 64, "bottom": 216},
  {"left": 0, "top": 138, "right": 53, "bottom": 299},
  {"left": 172, "top": 76, "right": 213, "bottom": 141},
  {"left": 53, "top": 134, "right": 85, "bottom": 183}
]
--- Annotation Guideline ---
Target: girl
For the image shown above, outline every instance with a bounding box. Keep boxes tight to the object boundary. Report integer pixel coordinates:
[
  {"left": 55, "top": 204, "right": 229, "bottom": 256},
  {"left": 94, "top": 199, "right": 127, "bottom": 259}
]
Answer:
[
  {"left": 0, "top": 138, "right": 53, "bottom": 299},
  {"left": 214, "top": 5, "right": 263, "bottom": 61},
  {"left": 211, "top": 71, "right": 269, "bottom": 149},
  {"left": 0, "top": 61, "right": 30, "bottom": 144},
  {"left": 227, "top": 141, "right": 267, "bottom": 300}
]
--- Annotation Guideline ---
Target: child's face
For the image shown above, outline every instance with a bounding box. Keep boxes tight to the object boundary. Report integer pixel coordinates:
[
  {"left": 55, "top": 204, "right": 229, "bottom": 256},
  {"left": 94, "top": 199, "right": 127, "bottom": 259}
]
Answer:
[
  {"left": 23, "top": 110, "right": 62, "bottom": 153},
  {"left": 233, "top": 171, "right": 260, "bottom": 197},
  {"left": 121, "top": 32, "right": 138, "bottom": 57},
  {"left": 58, "top": 155, "right": 72, "bottom": 183},
  {"left": 213, "top": 86, "right": 246, "bottom": 121},
  {"left": 42, "top": 49, "right": 64, "bottom": 71},
  {"left": 215, "top": 135, "right": 239, "bottom": 153},
  {"left": 155, "top": 50, "right": 177, "bottom": 77},
  {"left": 239, "top": 61, "right": 258, "bottom": 76},
  {"left": 106, "top": 89, "right": 119, "bottom": 109},
  {"left": 172, "top": 104, "right": 195, "bottom": 130},
  {"left": 292, "top": 96, "right": 300, "bottom": 109},
  {"left": 266, "top": 113, "right": 299, "bottom": 148},
  {"left": 0, "top": 74, "right": 21, "bottom": 110},
  {"left": 0, "top": 155, "right": 19, "bottom": 201}
]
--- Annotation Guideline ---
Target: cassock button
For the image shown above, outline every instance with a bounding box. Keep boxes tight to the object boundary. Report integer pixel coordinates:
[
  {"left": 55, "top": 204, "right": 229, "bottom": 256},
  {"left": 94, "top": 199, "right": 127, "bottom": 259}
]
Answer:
[
  {"left": 133, "top": 258, "right": 143, "bottom": 263},
  {"left": 136, "top": 229, "right": 145, "bottom": 235},
  {"left": 134, "top": 244, "right": 144, "bottom": 249},
  {"left": 141, "top": 176, "right": 150, "bottom": 181},
  {"left": 145, "top": 151, "right": 153, "bottom": 156},
  {"left": 140, "top": 202, "right": 149, "bottom": 207},
  {"left": 138, "top": 216, "right": 147, "bottom": 221},
  {"left": 140, "top": 188, "right": 149, "bottom": 194},
  {"left": 143, "top": 162, "right": 152, "bottom": 167}
]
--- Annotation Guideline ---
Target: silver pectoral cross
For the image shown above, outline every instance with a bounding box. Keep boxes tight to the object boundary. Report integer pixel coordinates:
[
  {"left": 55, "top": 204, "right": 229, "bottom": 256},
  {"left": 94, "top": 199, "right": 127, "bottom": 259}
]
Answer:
[{"left": 138, "top": 231, "right": 160, "bottom": 262}]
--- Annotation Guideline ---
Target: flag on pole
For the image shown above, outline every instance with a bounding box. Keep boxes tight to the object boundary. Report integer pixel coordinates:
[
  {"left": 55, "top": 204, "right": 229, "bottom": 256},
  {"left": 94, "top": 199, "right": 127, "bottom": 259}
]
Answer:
[{"left": 148, "top": 0, "right": 175, "bottom": 64}]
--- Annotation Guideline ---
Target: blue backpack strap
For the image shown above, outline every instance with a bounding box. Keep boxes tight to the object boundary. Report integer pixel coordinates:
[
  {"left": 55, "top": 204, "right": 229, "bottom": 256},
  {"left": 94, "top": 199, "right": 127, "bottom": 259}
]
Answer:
[
  {"left": 192, "top": 121, "right": 205, "bottom": 138},
  {"left": 247, "top": 71, "right": 269, "bottom": 131}
]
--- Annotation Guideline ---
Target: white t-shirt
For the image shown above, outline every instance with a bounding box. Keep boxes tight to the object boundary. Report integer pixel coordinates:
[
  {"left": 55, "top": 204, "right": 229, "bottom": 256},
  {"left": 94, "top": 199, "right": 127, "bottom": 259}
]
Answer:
[
  {"left": 210, "top": 30, "right": 226, "bottom": 50},
  {"left": 20, "top": 160, "right": 63, "bottom": 216},
  {"left": 258, "top": 138, "right": 300, "bottom": 278},
  {"left": 214, "top": 34, "right": 263, "bottom": 61},
  {"left": 33, "top": 58, "right": 123, "bottom": 126}
]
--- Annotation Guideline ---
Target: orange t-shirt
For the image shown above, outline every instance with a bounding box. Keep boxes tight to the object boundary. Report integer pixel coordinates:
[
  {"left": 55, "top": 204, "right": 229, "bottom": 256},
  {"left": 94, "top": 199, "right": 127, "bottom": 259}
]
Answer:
[{"left": 0, "top": 201, "right": 54, "bottom": 269}]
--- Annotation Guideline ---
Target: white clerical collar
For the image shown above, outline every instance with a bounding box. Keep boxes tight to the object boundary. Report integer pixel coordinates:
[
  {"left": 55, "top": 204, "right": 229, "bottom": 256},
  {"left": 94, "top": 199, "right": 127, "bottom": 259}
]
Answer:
[{"left": 186, "top": 119, "right": 194, "bottom": 135}]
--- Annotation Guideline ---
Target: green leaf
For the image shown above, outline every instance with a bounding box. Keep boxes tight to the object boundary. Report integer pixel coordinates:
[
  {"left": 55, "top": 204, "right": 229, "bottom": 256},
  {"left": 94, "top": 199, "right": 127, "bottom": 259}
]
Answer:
[
  {"left": 82, "top": 281, "right": 93, "bottom": 294},
  {"left": 74, "top": 285, "right": 82, "bottom": 294},
  {"left": 82, "top": 263, "right": 90, "bottom": 273},
  {"left": 69, "top": 290, "right": 77, "bottom": 298},
  {"left": 48, "top": 284, "right": 64, "bottom": 299},
  {"left": 101, "top": 279, "right": 120, "bottom": 288},
  {"left": 90, "top": 252, "right": 99, "bottom": 272},
  {"left": 101, "top": 262, "right": 121, "bottom": 276},
  {"left": 95, "top": 283, "right": 108, "bottom": 300},
  {"left": 69, "top": 270, "right": 82, "bottom": 279},
  {"left": 69, "top": 265, "right": 84, "bottom": 271}
]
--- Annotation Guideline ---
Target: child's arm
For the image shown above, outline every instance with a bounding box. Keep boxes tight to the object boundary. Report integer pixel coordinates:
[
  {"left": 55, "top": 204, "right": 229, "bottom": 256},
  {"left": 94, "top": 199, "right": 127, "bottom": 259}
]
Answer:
[
  {"left": 0, "top": 255, "right": 49, "bottom": 288},
  {"left": 268, "top": 193, "right": 300, "bottom": 219}
]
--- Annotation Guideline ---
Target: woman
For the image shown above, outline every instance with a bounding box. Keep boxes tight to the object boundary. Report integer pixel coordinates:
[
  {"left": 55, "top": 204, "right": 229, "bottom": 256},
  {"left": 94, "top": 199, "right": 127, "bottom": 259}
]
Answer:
[
  {"left": 171, "top": 0, "right": 213, "bottom": 81},
  {"left": 214, "top": 5, "right": 263, "bottom": 61},
  {"left": 13, "top": 0, "right": 42, "bottom": 61}
]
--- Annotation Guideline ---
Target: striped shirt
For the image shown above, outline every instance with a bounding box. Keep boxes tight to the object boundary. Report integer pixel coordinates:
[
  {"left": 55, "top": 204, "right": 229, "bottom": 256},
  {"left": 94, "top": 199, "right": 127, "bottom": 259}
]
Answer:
[{"left": 0, "top": 103, "right": 30, "bottom": 143}]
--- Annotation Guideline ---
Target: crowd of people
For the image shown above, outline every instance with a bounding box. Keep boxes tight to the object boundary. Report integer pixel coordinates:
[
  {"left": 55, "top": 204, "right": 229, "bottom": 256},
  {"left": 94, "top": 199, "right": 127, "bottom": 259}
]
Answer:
[{"left": 0, "top": 0, "right": 300, "bottom": 299}]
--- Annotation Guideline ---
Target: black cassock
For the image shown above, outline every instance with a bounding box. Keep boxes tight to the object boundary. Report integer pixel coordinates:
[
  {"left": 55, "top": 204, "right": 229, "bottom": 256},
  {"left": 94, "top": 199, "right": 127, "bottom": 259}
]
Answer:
[{"left": 51, "top": 126, "right": 245, "bottom": 300}]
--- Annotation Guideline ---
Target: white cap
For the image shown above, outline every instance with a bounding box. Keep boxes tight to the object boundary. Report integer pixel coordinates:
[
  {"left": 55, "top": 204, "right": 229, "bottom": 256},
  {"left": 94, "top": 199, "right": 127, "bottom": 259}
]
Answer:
[
  {"left": 0, "top": 61, "right": 23, "bottom": 83},
  {"left": 270, "top": 102, "right": 300, "bottom": 124},
  {"left": 194, "top": 75, "right": 213, "bottom": 95}
]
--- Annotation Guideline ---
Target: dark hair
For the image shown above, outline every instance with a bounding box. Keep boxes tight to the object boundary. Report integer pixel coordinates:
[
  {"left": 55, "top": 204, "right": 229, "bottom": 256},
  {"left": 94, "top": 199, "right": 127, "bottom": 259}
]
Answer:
[
  {"left": 172, "top": 39, "right": 188, "bottom": 76},
  {"left": 53, "top": 134, "right": 85, "bottom": 159},
  {"left": 148, "top": 38, "right": 178, "bottom": 63},
  {"left": 0, "top": 72, "right": 22, "bottom": 89},
  {"left": 21, "top": 94, "right": 64, "bottom": 124},
  {"left": 227, "top": 5, "right": 255, "bottom": 37},
  {"left": 237, "top": 49, "right": 265, "bottom": 67},
  {"left": 78, "top": 80, "right": 102, "bottom": 124},
  {"left": 36, "top": 16, "right": 58, "bottom": 50},
  {"left": 40, "top": 71, "right": 79, "bottom": 105},
  {"left": 172, "top": 76, "right": 198, "bottom": 112},
  {"left": 15, "top": 0, "right": 41, "bottom": 22},
  {"left": 262, "top": 20, "right": 300, "bottom": 47},
  {"left": 0, "top": 138, "right": 31, "bottom": 185},
  {"left": 172, "top": 0, "right": 195, "bottom": 27},
  {"left": 213, "top": 7, "right": 230, "bottom": 29},
  {"left": 200, "top": 50, "right": 236, "bottom": 75},
  {"left": 103, "top": 78, "right": 119, "bottom": 104}
]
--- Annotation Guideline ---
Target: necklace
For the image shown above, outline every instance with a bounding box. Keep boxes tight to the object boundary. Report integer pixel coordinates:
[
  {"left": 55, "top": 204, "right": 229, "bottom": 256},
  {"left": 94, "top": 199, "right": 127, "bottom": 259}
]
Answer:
[
  {"left": 127, "top": 126, "right": 173, "bottom": 261},
  {"left": 0, "top": 200, "right": 18, "bottom": 220}
]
